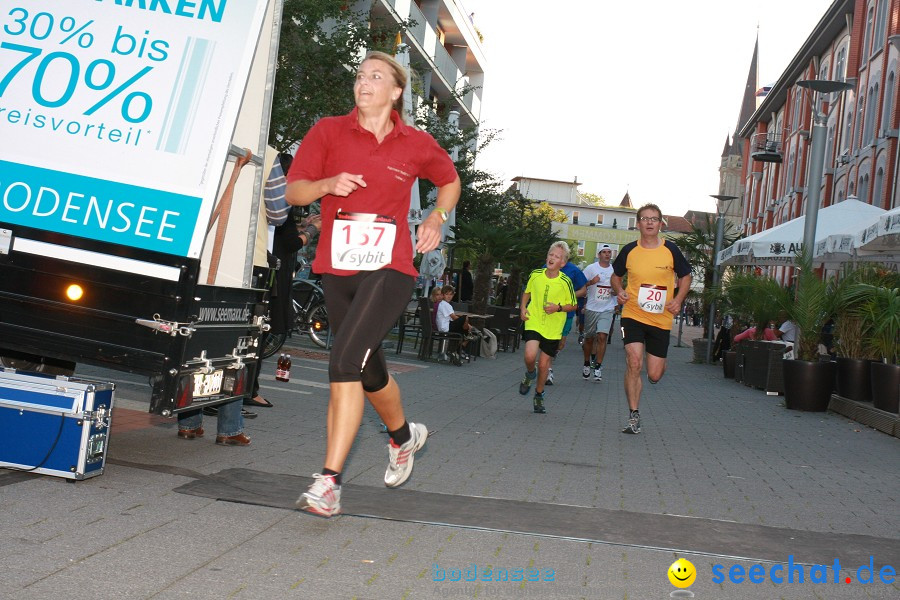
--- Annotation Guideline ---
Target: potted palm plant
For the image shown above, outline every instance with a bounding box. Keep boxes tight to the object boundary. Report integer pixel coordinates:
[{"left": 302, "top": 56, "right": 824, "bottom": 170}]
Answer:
[
  {"left": 673, "top": 216, "right": 739, "bottom": 360},
  {"left": 779, "top": 253, "right": 837, "bottom": 411},
  {"left": 724, "top": 273, "right": 792, "bottom": 388},
  {"left": 857, "top": 283, "right": 900, "bottom": 414},
  {"left": 831, "top": 265, "right": 885, "bottom": 403}
]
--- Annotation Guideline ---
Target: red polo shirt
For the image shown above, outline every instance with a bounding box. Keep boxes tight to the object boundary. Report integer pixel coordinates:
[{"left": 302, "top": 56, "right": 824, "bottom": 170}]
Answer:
[{"left": 287, "top": 108, "right": 458, "bottom": 277}]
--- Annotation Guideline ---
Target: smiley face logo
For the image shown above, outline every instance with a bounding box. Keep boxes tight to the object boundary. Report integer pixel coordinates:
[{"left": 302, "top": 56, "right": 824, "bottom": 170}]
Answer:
[{"left": 668, "top": 558, "right": 696, "bottom": 588}]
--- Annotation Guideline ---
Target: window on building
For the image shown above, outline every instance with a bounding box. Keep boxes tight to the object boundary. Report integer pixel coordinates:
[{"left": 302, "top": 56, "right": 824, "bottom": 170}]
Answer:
[
  {"left": 875, "top": 0, "right": 888, "bottom": 48},
  {"left": 786, "top": 149, "right": 796, "bottom": 191},
  {"left": 864, "top": 84, "right": 878, "bottom": 144},
  {"left": 882, "top": 72, "right": 895, "bottom": 135},
  {"left": 863, "top": 4, "right": 874, "bottom": 59},
  {"left": 874, "top": 166, "right": 885, "bottom": 208},
  {"left": 572, "top": 211, "right": 579, "bottom": 225},
  {"left": 768, "top": 168, "right": 777, "bottom": 202},
  {"left": 577, "top": 240, "right": 585, "bottom": 257},
  {"left": 825, "top": 125, "right": 835, "bottom": 170},
  {"left": 836, "top": 46, "right": 847, "bottom": 82},
  {"left": 596, "top": 214, "right": 604, "bottom": 225},
  {"left": 854, "top": 94, "right": 865, "bottom": 149},
  {"left": 628, "top": 217, "right": 636, "bottom": 229},
  {"left": 842, "top": 106, "right": 853, "bottom": 152},
  {"left": 792, "top": 89, "right": 804, "bottom": 131},
  {"left": 859, "top": 173, "right": 870, "bottom": 204}
]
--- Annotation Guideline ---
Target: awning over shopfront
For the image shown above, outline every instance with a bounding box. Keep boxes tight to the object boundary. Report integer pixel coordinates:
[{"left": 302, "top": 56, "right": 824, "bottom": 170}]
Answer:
[
  {"left": 717, "top": 199, "right": 885, "bottom": 266},
  {"left": 856, "top": 205, "right": 900, "bottom": 255}
]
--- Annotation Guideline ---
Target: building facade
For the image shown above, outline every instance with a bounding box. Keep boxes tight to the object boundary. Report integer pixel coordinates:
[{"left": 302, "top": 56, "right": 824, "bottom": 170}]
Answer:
[
  {"left": 511, "top": 176, "right": 705, "bottom": 267},
  {"left": 719, "top": 39, "right": 763, "bottom": 228},
  {"left": 736, "top": 0, "right": 898, "bottom": 279},
  {"left": 371, "top": 0, "right": 486, "bottom": 129}
]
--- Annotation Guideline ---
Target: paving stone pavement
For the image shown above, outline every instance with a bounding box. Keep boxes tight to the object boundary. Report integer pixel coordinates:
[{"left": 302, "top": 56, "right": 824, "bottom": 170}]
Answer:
[{"left": 1, "top": 325, "right": 898, "bottom": 599}]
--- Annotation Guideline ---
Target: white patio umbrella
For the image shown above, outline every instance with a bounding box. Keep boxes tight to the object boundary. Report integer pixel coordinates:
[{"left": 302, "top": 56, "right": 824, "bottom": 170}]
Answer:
[
  {"left": 716, "top": 225, "right": 791, "bottom": 266},
  {"left": 855, "top": 205, "right": 900, "bottom": 261},
  {"left": 718, "top": 199, "right": 885, "bottom": 266}
]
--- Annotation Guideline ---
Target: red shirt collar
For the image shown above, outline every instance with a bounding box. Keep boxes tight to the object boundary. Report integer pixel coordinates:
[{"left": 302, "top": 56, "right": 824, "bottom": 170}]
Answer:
[{"left": 348, "top": 107, "right": 411, "bottom": 140}]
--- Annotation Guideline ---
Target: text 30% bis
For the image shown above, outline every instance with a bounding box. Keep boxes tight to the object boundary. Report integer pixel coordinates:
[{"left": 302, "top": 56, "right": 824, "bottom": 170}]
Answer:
[{"left": 4, "top": 9, "right": 96, "bottom": 48}]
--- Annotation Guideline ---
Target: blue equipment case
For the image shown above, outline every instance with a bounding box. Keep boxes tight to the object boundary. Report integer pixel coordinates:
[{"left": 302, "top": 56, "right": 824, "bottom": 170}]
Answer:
[{"left": 0, "top": 369, "right": 115, "bottom": 480}]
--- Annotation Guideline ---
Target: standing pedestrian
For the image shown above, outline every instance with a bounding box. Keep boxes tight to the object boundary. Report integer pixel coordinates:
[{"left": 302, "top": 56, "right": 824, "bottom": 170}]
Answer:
[
  {"left": 581, "top": 244, "right": 617, "bottom": 381},
  {"left": 517, "top": 242, "right": 577, "bottom": 414},
  {"left": 459, "top": 260, "right": 474, "bottom": 302},
  {"left": 610, "top": 204, "right": 691, "bottom": 434},
  {"left": 285, "top": 51, "right": 461, "bottom": 517}
]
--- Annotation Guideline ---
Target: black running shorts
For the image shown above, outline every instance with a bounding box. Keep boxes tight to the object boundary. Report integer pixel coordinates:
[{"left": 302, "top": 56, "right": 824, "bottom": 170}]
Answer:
[
  {"left": 621, "top": 317, "right": 670, "bottom": 358},
  {"left": 522, "top": 329, "right": 561, "bottom": 358}
]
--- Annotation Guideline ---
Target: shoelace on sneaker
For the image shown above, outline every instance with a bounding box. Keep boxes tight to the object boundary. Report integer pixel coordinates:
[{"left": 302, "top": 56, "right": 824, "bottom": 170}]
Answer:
[
  {"left": 388, "top": 443, "right": 413, "bottom": 470},
  {"left": 388, "top": 427, "right": 421, "bottom": 472},
  {"left": 308, "top": 473, "right": 338, "bottom": 499}
]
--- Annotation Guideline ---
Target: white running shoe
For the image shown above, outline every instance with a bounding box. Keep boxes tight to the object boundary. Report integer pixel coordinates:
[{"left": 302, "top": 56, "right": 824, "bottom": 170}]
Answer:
[
  {"left": 385, "top": 422, "right": 428, "bottom": 488},
  {"left": 296, "top": 473, "right": 341, "bottom": 517},
  {"left": 622, "top": 411, "right": 641, "bottom": 434},
  {"left": 582, "top": 365, "right": 591, "bottom": 379},
  {"left": 545, "top": 368, "right": 554, "bottom": 385},
  {"left": 594, "top": 365, "right": 602, "bottom": 381}
]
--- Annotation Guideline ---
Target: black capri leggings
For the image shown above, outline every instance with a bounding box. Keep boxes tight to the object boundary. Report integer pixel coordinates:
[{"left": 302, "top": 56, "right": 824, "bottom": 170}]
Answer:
[{"left": 322, "top": 270, "right": 415, "bottom": 392}]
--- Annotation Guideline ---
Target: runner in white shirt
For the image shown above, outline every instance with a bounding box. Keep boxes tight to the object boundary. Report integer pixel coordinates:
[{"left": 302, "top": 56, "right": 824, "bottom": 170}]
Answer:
[{"left": 581, "top": 245, "right": 617, "bottom": 381}]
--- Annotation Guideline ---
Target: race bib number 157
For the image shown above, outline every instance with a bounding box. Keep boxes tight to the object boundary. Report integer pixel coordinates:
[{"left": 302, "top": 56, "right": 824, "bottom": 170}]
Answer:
[{"left": 331, "top": 210, "right": 397, "bottom": 270}]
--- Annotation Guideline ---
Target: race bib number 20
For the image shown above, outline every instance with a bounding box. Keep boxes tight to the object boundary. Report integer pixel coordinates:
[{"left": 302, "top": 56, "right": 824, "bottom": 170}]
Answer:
[
  {"left": 638, "top": 284, "right": 667, "bottom": 314},
  {"left": 331, "top": 210, "right": 397, "bottom": 270}
]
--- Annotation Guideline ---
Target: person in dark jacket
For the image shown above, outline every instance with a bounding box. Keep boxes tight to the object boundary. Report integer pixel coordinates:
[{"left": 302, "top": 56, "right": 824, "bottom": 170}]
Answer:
[
  {"left": 459, "top": 260, "right": 474, "bottom": 302},
  {"left": 246, "top": 153, "right": 320, "bottom": 409}
]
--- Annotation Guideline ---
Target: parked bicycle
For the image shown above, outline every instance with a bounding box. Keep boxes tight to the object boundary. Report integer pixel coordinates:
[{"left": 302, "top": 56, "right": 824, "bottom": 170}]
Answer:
[{"left": 261, "top": 273, "right": 330, "bottom": 358}]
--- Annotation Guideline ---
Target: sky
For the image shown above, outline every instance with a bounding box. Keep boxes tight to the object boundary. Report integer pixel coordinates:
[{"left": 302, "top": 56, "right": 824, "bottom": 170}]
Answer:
[{"left": 460, "top": 0, "right": 836, "bottom": 217}]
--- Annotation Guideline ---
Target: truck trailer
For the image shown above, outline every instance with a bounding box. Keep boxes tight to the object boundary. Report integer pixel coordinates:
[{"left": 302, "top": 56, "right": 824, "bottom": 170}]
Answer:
[{"left": 0, "top": 0, "right": 284, "bottom": 416}]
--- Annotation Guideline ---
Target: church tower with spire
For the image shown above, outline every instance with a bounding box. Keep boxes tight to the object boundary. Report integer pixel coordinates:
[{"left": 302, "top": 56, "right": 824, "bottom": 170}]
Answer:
[{"left": 718, "top": 36, "right": 761, "bottom": 228}]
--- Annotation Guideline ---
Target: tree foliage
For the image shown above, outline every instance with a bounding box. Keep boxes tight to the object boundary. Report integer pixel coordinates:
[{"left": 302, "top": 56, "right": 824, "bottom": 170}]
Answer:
[
  {"left": 270, "top": 0, "right": 412, "bottom": 151},
  {"left": 268, "top": 1, "right": 565, "bottom": 312},
  {"left": 447, "top": 187, "right": 562, "bottom": 312},
  {"left": 578, "top": 192, "right": 607, "bottom": 207},
  {"left": 673, "top": 214, "right": 740, "bottom": 336},
  {"left": 415, "top": 114, "right": 505, "bottom": 224}
]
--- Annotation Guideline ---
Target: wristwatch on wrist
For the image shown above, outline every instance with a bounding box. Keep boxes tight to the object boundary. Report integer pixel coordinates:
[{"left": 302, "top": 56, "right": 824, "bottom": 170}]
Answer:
[
  {"left": 434, "top": 207, "right": 448, "bottom": 222},
  {"left": 557, "top": 303, "right": 563, "bottom": 313}
]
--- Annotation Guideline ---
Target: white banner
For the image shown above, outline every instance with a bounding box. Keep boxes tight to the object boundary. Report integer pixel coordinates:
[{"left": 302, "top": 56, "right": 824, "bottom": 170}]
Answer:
[{"left": 0, "top": 0, "right": 270, "bottom": 257}]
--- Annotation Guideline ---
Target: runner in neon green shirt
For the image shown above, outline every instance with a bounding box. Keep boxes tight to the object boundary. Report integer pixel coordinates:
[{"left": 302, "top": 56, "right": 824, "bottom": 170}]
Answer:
[{"left": 518, "top": 242, "right": 577, "bottom": 413}]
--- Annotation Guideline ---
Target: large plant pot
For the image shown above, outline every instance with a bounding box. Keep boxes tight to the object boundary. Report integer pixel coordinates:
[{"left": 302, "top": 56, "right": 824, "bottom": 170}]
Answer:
[
  {"left": 870, "top": 362, "right": 900, "bottom": 414},
  {"left": 836, "top": 357, "right": 873, "bottom": 402},
  {"left": 783, "top": 359, "right": 836, "bottom": 411},
  {"left": 723, "top": 351, "right": 736, "bottom": 378},
  {"left": 692, "top": 338, "right": 709, "bottom": 363}
]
